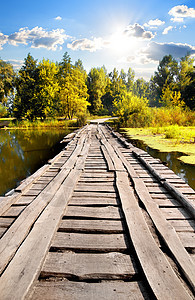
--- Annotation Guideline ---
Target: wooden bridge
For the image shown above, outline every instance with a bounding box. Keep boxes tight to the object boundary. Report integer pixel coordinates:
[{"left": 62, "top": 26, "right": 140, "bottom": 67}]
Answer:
[{"left": 0, "top": 123, "right": 194, "bottom": 299}]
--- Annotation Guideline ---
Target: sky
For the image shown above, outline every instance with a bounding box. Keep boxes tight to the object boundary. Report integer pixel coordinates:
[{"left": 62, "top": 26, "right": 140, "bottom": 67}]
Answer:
[{"left": 0, "top": 0, "right": 195, "bottom": 80}]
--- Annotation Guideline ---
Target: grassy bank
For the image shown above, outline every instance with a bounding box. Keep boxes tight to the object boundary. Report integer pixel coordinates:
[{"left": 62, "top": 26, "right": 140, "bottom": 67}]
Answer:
[
  {"left": 123, "top": 125, "right": 195, "bottom": 165},
  {"left": 0, "top": 118, "right": 79, "bottom": 129}
]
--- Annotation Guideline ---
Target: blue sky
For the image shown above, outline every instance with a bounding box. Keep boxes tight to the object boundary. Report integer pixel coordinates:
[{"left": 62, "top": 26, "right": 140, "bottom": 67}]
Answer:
[{"left": 0, "top": 0, "right": 194, "bottom": 79}]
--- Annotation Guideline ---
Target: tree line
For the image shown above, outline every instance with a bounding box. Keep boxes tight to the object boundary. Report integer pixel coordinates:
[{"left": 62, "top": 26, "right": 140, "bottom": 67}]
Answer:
[{"left": 0, "top": 52, "right": 194, "bottom": 122}]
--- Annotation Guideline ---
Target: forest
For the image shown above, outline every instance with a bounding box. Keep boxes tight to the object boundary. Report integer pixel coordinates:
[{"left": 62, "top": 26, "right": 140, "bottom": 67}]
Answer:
[{"left": 0, "top": 52, "right": 194, "bottom": 128}]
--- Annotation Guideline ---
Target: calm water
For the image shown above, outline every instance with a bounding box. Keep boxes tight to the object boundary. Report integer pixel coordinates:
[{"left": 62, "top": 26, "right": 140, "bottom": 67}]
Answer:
[
  {"left": 121, "top": 133, "right": 195, "bottom": 191},
  {"left": 0, "top": 128, "right": 73, "bottom": 196}
]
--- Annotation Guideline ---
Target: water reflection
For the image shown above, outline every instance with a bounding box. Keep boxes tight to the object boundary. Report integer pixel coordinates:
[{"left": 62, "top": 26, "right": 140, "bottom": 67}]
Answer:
[
  {"left": 0, "top": 128, "right": 72, "bottom": 196},
  {"left": 123, "top": 136, "right": 195, "bottom": 190}
]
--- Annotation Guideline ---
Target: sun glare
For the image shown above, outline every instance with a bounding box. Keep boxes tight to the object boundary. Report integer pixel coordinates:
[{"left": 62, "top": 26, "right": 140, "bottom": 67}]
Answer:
[{"left": 109, "top": 29, "right": 137, "bottom": 54}]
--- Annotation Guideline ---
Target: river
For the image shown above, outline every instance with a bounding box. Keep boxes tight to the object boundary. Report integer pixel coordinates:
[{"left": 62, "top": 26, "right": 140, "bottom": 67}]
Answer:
[{"left": 0, "top": 128, "right": 72, "bottom": 196}]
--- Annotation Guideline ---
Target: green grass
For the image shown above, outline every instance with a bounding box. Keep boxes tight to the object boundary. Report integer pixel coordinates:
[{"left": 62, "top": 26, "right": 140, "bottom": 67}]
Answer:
[{"left": 123, "top": 126, "right": 195, "bottom": 165}]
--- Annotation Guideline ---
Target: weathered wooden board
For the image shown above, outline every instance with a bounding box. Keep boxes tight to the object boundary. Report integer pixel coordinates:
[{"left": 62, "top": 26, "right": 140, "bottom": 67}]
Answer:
[
  {"left": 154, "top": 198, "right": 182, "bottom": 207},
  {"left": 79, "top": 177, "right": 114, "bottom": 182},
  {"left": 65, "top": 206, "right": 122, "bottom": 220},
  {"left": 15, "top": 195, "right": 35, "bottom": 205},
  {"left": 168, "top": 220, "right": 195, "bottom": 232},
  {"left": 81, "top": 173, "right": 114, "bottom": 178},
  {"left": 74, "top": 185, "right": 115, "bottom": 193},
  {"left": 69, "top": 197, "right": 119, "bottom": 206},
  {"left": 0, "top": 228, "right": 6, "bottom": 238},
  {"left": 28, "top": 281, "right": 149, "bottom": 300},
  {"left": 0, "top": 168, "right": 82, "bottom": 299},
  {"left": 41, "top": 252, "right": 137, "bottom": 280},
  {"left": 30, "top": 183, "right": 48, "bottom": 190},
  {"left": 177, "top": 232, "right": 195, "bottom": 252},
  {"left": 51, "top": 232, "right": 129, "bottom": 252},
  {"left": 72, "top": 192, "right": 117, "bottom": 198},
  {"left": 2, "top": 206, "right": 26, "bottom": 217},
  {"left": 23, "top": 189, "right": 41, "bottom": 196},
  {"left": 59, "top": 219, "right": 124, "bottom": 233},
  {"left": 116, "top": 171, "right": 192, "bottom": 299},
  {"left": 160, "top": 207, "right": 192, "bottom": 220},
  {"left": 0, "top": 217, "right": 15, "bottom": 228}
]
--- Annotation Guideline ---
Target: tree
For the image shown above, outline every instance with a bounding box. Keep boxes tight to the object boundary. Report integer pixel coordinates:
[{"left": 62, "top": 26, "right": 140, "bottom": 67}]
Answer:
[
  {"left": 87, "top": 67, "right": 107, "bottom": 114},
  {"left": 0, "top": 59, "right": 15, "bottom": 113},
  {"left": 14, "top": 54, "right": 38, "bottom": 120},
  {"left": 126, "top": 67, "right": 135, "bottom": 92},
  {"left": 150, "top": 55, "right": 178, "bottom": 103},
  {"left": 178, "top": 55, "right": 195, "bottom": 110},
  {"left": 35, "top": 59, "right": 60, "bottom": 119},
  {"left": 59, "top": 67, "right": 89, "bottom": 119},
  {"left": 133, "top": 78, "right": 150, "bottom": 99}
]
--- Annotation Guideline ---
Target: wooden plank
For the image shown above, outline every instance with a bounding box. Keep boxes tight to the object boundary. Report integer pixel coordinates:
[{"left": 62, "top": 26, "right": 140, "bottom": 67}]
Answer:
[
  {"left": 109, "top": 140, "right": 195, "bottom": 292},
  {"left": 0, "top": 168, "right": 82, "bottom": 299},
  {"left": 59, "top": 219, "right": 124, "bottom": 233},
  {"left": 0, "top": 168, "right": 71, "bottom": 274},
  {"left": 41, "top": 251, "right": 137, "bottom": 280},
  {"left": 177, "top": 232, "right": 195, "bottom": 252},
  {"left": 168, "top": 220, "right": 195, "bottom": 232},
  {"left": 15, "top": 164, "right": 49, "bottom": 193},
  {"left": 0, "top": 217, "right": 15, "bottom": 228},
  {"left": 160, "top": 207, "right": 192, "bottom": 220},
  {"left": 163, "top": 181, "right": 195, "bottom": 218},
  {"left": 51, "top": 232, "right": 128, "bottom": 252},
  {"left": 74, "top": 185, "right": 115, "bottom": 193},
  {"left": 69, "top": 197, "right": 118, "bottom": 206},
  {"left": 101, "top": 145, "right": 115, "bottom": 171},
  {"left": 15, "top": 196, "right": 35, "bottom": 205},
  {"left": 81, "top": 173, "right": 114, "bottom": 178},
  {"left": 65, "top": 206, "right": 122, "bottom": 220},
  {"left": 0, "top": 228, "right": 6, "bottom": 238},
  {"left": 2, "top": 206, "right": 26, "bottom": 217},
  {"left": 72, "top": 192, "right": 117, "bottom": 198},
  {"left": 116, "top": 171, "right": 192, "bottom": 299},
  {"left": 28, "top": 281, "right": 149, "bottom": 300}
]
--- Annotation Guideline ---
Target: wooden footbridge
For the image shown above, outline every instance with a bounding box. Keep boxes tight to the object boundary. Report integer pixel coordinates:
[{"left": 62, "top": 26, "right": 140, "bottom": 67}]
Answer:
[{"left": 0, "top": 123, "right": 194, "bottom": 299}]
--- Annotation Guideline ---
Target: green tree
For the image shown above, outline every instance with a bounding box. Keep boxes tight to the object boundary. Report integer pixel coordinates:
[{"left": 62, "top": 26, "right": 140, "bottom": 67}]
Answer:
[
  {"left": 59, "top": 67, "right": 89, "bottom": 119},
  {"left": 150, "top": 55, "right": 179, "bottom": 104},
  {"left": 126, "top": 67, "right": 135, "bottom": 92},
  {"left": 35, "top": 59, "right": 60, "bottom": 119},
  {"left": 178, "top": 55, "right": 195, "bottom": 110},
  {"left": 87, "top": 67, "right": 107, "bottom": 114},
  {"left": 0, "top": 59, "right": 15, "bottom": 103},
  {"left": 14, "top": 53, "right": 38, "bottom": 120},
  {"left": 133, "top": 78, "right": 150, "bottom": 99}
]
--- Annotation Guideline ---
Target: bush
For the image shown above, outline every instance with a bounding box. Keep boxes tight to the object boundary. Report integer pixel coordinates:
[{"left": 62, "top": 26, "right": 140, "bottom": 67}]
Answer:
[
  {"left": 0, "top": 103, "right": 8, "bottom": 118},
  {"left": 113, "top": 92, "right": 152, "bottom": 128}
]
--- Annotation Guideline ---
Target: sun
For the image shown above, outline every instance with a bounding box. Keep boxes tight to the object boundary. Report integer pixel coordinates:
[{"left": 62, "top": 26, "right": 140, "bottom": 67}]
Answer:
[{"left": 109, "top": 29, "right": 137, "bottom": 54}]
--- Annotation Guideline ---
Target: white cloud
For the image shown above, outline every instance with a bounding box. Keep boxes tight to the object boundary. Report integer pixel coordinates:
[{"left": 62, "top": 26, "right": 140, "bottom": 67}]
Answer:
[
  {"left": 5, "top": 59, "right": 24, "bottom": 69},
  {"left": 162, "top": 26, "right": 173, "bottom": 35},
  {"left": 67, "top": 37, "right": 106, "bottom": 52},
  {"left": 0, "top": 33, "right": 8, "bottom": 50},
  {"left": 171, "top": 17, "right": 184, "bottom": 23},
  {"left": 169, "top": 5, "right": 195, "bottom": 18},
  {"left": 7, "top": 27, "right": 69, "bottom": 50},
  {"left": 124, "top": 23, "right": 155, "bottom": 40},
  {"left": 144, "top": 19, "right": 165, "bottom": 28},
  {"left": 55, "top": 16, "right": 62, "bottom": 21},
  {"left": 142, "top": 42, "right": 195, "bottom": 62}
]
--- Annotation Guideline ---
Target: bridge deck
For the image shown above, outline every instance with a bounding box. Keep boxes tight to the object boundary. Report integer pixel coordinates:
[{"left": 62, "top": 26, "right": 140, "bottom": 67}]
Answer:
[{"left": 0, "top": 124, "right": 194, "bottom": 299}]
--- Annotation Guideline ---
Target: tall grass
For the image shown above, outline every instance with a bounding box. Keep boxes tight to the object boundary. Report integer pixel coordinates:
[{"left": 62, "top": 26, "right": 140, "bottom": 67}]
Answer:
[{"left": 8, "top": 118, "right": 77, "bottom": 129}]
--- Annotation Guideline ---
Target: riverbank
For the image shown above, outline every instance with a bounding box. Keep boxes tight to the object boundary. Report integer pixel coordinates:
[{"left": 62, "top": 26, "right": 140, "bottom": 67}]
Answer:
[{"left": 122, "top": 126, "right": 195, "bottom": 165}]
